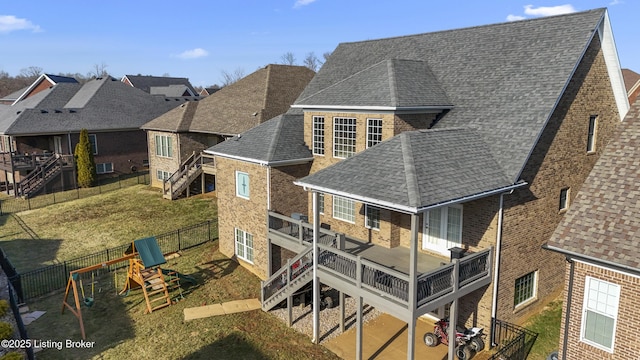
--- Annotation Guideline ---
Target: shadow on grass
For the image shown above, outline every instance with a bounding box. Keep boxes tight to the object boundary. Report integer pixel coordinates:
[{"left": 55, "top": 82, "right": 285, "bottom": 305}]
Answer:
[
  {"left": 182, "top": 332, "right": 270, "bottom": 360},
  {"left": 0, "top": 238, "right": 63, "bottom": 272},
  {"left": 193, "top": 257, "right": 239, "bottom": 282}
]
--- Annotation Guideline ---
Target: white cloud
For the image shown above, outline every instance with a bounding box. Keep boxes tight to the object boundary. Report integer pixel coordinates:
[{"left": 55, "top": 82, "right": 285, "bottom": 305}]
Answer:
[
  {"left": 609, "top": 0, "right": 623, "bottom": 5},
  {"left": 523, "top": 4, "right": 577, "bottom": 17},
  {"left": 0, "top": 15, "right": 42, "bottom": 33},
  {"left": 175, "top": 48, "right": 209, "bottom": 59},
  {"left": 293, "top": 0, "right": 316, "bottom": 9},
  {"left": 506, "top": 14, "right": 527, "bottom": 21}
]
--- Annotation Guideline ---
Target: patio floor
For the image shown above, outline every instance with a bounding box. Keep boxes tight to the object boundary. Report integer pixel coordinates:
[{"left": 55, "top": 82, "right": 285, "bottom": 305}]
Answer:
[{"left": 323, "top": 312, "right": 450, "bottom": 360}]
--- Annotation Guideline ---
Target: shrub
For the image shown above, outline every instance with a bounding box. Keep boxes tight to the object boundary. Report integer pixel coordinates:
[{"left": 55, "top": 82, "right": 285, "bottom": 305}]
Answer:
[
  {"left": 0, "top": 300, "right": 8, "bottom": 317},
  {"left": 0, "top": 322, "right": 13, "bottom": 340},
  {"left": 75, "top": 128, "right": 96, "bottom": 188},
  {"left": 0, "top": 352, "right": 23, "bottom": 360}
]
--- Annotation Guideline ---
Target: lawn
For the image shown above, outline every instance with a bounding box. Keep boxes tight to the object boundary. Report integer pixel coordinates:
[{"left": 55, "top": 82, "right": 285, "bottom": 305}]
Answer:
[
  {"left": 26, "top": 241, "right": 338, "bottom": 360},
  {"left": 0, "top": 185, "right": 216, "bottom": 272},
  {"left": 523, "top": 300, "right": 562, "bottom": 360}
]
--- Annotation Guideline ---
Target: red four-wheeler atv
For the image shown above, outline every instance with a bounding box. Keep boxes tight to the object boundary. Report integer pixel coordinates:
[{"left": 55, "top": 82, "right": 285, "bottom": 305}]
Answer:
[{"left": 423, "top": 318, "right": 485, "bottom": 359}]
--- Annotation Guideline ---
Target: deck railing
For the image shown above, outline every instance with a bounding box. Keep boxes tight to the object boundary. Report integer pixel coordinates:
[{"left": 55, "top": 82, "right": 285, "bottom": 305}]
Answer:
[
  {"left": 261, "top": 246, "right": 314, "bottom": 303},
  {"left": 268, "top": 211, "right": 337, "bottom": 247},
  {"left": 162, "top": 151, "right": 215, "bottom": 198}
]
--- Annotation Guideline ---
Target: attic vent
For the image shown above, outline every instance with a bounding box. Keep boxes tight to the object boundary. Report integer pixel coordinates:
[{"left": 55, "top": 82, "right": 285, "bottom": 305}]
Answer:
[
  {"left": 165, "top": 98, "right": 170, "bottom": 101},
  {"left": 180, "top": 103, "right": 186, "bottom": 108},
  {"left": 40, "top": 110, "right": 48, "bottom": 113},
  {"left": 96, "top": 77, "right": 102, "bottom": 80},
  {"left": 16, "top": 111, "right": 21, "bottom": 115},
  {"left": 69, "top": 109, "right": 77, "bottom": 113},
  {"left": 55, "top": 109, "right": 62, "bottom": 113}
]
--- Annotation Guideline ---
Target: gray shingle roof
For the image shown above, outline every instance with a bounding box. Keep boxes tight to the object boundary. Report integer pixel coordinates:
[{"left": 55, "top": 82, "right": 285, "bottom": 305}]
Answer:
[
  {"left": 295, "top": 8, "right": 607, "bottom": 182},
  {"left": 123, "top": 75, "right": 197, "bottom": 96},
  {"left": 547, "top": 100, "right": 640, "bottom": 270},
  {"left": 298, "top": 59, "right": 451, "bottom": 108},
  {"left": 296, "top": 128, "right": 513, "bottom": 211},
  {"left": 142, "top": 64, "right": 315, "bottom": 136},
  {"left": 205, "top": 110, "right": 312, "bottom": 164},
  {"left": 1, "top": 77, "right": 183, "bottom": 135}
]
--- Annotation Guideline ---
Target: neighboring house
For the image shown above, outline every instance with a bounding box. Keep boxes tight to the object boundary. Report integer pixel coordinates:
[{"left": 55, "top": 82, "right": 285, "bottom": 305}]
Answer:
[
  {"left": 544, "top": 99, "right": 640, "bottom": 359},
  {"left": 199, "top": 86, "right": 220, "bottom": 97},
  {"left": 121, "top": 75, "right": 199, "bottom": 97},
  {"left": 621, "top": 68, "right": 640, "bottom": 105},
  {"left": 141, "top": 64, "right": 315, "bottom": 199},
  {"left": 0, "top": 74, "right": 190, "bottom": 197},
  {"left": 0, "top": 88, "right": 27, "bottom": 105},
  {"left": 206, "top": 8, "right": 628, "bottom": 359}
]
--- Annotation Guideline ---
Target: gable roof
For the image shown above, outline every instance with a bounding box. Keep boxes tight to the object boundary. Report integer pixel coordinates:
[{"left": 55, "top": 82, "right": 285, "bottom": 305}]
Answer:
[
  {"left": 295, "top": 128, "right": 523, "bottom": 213},
  {"left": 295, "top": 8, "right": 627, "bottom": 184},
  {"left": 205, "top": 109, "right": 313, "bottom": 165},
  {"left": 142, "top": 64, "right": 315, "bottom": 135},
  {"left": 0, "top": 76, "right": 184, "bottom": 135},
  {"left": 546, "top": 99, "right": 640, "bottom": 272},
  {"left": 121, "top": 75, "right": 197, "bottom": 96},
  {"left": 12, "top": 73, "right": 78, "bottom": 104},
  {"left": 622, "top": 68, "right": 640, "bottom": 93}
]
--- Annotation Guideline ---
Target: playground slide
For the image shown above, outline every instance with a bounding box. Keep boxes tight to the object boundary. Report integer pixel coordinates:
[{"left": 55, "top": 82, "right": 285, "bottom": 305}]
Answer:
[{"left": 161, "top": 268, "right": 197, "bottom": 285}]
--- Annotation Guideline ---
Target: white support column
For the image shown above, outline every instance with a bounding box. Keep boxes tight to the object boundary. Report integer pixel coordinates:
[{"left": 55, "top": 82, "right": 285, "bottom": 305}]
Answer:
[
  {"left": 407, "top": 213, "right": 419, "bottom": 360},
  {"left": 448, "top": 259, "right": 460, "bottom": 360},
  {"left": 356, "top": 296, "right": 363, "bottom": 360},
  {"left": 312, "top": 191, "right": 320, "bottom": 344}
]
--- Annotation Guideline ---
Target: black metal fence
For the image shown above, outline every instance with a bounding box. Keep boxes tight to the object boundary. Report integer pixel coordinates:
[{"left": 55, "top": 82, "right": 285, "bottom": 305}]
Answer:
[
  {"left": 0, "top": 172, "right": 150, "bottom": 215},
  {"left": 489, "top": 318, "right": 538, "bottom": 360},
  {"left": 5, "top": 219, "right": 217, "bottom": 303}
]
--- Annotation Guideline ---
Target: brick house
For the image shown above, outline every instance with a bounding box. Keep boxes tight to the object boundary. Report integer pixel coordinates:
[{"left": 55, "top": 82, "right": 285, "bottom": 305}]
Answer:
[
  {"left": 0, "top": 74, "right": 189, "bottom": 197},
  {"left": 207, "top": 8, "right": 628, "bottom": 358},
  {"left": 141, "top": 64, "right": 315, "bottom": 199},
  {"left": 121, "top": 75, "right": 199, "bottom": 97},
  {"left": 544, "top": 100, "right": 640, "bottom": 359},
  {"left": 622, "top": 68, "right": 640, "bottom": 105}
]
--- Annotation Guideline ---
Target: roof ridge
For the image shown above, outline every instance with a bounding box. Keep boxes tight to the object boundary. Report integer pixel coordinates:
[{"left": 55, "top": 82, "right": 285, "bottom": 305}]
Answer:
[
  {"left": 266, "top": 114, "right": 284, "bottom": 160},
  {"left": 401, "top": 133, "right": 420, "bottom": 207}
]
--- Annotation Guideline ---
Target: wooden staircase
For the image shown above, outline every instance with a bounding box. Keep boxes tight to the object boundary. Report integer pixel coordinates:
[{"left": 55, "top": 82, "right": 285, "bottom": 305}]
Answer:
[
  {"left": 163, "top": 152, "right": 204, "bottom": 200},
  {"left": 18, "top": 155, "right": 63, "bottom": 198}
]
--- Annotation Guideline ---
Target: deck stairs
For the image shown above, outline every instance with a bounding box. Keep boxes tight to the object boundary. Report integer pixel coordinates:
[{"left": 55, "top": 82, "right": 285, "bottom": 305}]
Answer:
[
  {"left": 261, "top": 246, "right": 314, "bottom": 311},
  {"left": 163, "top": 152, "right": 203, "bottom": 200},
  {"left": 18, "top": 155, "right": 62, "bottom": 198}
]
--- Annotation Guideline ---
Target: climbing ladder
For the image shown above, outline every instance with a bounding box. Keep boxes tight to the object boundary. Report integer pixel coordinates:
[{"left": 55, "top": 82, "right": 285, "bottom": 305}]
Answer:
[{"left": 140, "top": 267, "right": 172, "bottom": 313}]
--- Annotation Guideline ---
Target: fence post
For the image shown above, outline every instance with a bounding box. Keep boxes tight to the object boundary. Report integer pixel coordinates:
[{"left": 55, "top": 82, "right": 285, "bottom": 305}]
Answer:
[
  {"left": 27, "top": 197, "right": 31, "bottom": 210},
  {"left": 0, "top": 199, "right": 3, "bottom": 216},
  {"left": 178, "top": 229, "right": 182, "bottom": 251}
]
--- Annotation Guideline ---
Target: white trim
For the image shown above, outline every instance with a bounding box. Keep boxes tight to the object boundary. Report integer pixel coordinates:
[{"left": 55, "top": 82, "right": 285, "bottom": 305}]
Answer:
[
  {"left": 96, "top": 162, "right": 113, "bottom": 174},
  {"left": 291, "top": 104, "right": 453, "bottom": 112},
  {"left": 312, "top": 115, "right": 325, "bottom": 156},
  {"left": 586, "top": 115, "right": 597, "bottom": 153},
  {"left": 154, "top": 134, "right": 173, "bottom": 158},
  {"left": 234, "top": 228, "right": 254, "bottom": 264},
  {"left": 88, "top": 134, "right": 98, "bottom": 155},
  {"left": 204, "top": 151, "right": 313, "bottom": 167},
  {"left": 598, "top": 10, "right": 630, "bottom": 120},
  {"left": 580, "top": 276, "right": 619, "bottom": 353},
  {"left": 422, "top": 204, "right": 463, "bottom": 256},
  {"left": 235, "top": 171, "right": 250, "bottom": 199},
  {"left": 366, "top": 118, "right": 383, "bottom": 149},
  {"left": 333, "top": 116, "right": 357, "bottom": 159},
  {"left": 574, "top": 258, "right": 640, "bottom": 280}
]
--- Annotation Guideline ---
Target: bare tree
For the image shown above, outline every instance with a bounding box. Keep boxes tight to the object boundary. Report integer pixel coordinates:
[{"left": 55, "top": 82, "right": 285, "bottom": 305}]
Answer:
[
  {"left": 303, "top": 52, "right": 321, "bottom": 72},
  {"left": 323, "top": 51, "right": 332, "bottom": 63},
  {"left": 88, "top": 62, "right": 109, "bottom": 78},
  {"left": 220, "top": 68, "right": 245, "bottom": 86},
  {"left": 280, "top": 52, "right": 297, "bottom": 66},
  {"left": 19, "top": 66, "right": 43, "bottom": 78}
]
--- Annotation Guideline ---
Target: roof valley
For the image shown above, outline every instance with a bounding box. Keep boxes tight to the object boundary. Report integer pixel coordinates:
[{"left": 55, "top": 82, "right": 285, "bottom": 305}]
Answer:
[{"left": 401, "top": 134, "right": 420, "bottom": 207}]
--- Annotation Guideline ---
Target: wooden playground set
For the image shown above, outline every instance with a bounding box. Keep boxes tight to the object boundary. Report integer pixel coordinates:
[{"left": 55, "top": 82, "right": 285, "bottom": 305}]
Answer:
[{"left": 61, "top": 236, "right": 196, "bottom": 339}]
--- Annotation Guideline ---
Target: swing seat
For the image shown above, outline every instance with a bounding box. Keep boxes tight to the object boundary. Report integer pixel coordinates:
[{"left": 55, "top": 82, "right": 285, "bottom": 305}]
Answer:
[{"left": 84, "top": 297, "right": 94, "bottom": 307}]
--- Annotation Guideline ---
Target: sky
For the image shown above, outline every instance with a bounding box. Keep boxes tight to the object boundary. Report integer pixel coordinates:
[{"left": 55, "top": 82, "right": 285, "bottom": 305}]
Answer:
[{"left": 1, "top": 1, "right": 638, "bottom": 88}]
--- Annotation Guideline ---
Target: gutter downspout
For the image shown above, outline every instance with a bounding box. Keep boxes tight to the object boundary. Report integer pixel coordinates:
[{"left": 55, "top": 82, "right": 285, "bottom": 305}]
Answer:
[
  {"left": 491, "top": 190, "right": 511, "bottom": 346},
  {"left": 562, "top": 257, "right": 574, "bottom": 360},
  {"left": 266, "top": 166, "right": 271, "bottom": 210}
]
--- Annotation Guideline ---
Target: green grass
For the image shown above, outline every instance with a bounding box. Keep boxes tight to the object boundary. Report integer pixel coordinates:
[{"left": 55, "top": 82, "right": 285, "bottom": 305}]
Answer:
[
  {"left": 0, "top": 185, "right": 216, "bottom": 272},
  {"left": 27, "top": 241, "right": 339, "bottom": 360},
  {"left": 523, "top": 300, "right": 562, "bottom": 360}
]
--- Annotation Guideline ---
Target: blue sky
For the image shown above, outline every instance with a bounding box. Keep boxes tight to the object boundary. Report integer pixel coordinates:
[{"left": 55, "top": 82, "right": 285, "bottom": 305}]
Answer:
[{"left": 1, "top": 1, "right": 638, "bottom": 87}]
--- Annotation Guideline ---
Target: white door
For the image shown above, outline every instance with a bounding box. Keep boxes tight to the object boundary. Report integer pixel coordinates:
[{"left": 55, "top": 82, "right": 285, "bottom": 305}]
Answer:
[{"left": 422, "top": 205, "right": 463, "bottom": 256}]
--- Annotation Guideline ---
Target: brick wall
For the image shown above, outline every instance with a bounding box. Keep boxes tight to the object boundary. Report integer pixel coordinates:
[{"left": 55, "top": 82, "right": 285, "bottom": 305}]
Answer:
[
  {"left": 270, "top": 164, "right": 311, "bottom": 216},
  {"left": 498, "top": 35, "right": 621, "bottom": 325},
  {"left": 559, "top": 260, "right": 640, "bottom": 359},
  {"left": 147, "top": 130, "right": 181, "bottom": 188},
  {"left": 216, "top": 157, "right": 269, "bottom": 279}
]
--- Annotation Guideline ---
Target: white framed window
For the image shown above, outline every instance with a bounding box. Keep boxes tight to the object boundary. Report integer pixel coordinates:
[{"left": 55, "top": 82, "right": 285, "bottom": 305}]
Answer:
[
  {"left": 559, "top": 187, "right": 570, "bottom": 211},
  {"left": 333, "top": 117, "right": 356, "bottom": 158},
  {"left": 142, "top": 159, "right": 149, "bottom": 167},
  {"left": 581, "top": 276, "right": 619, "bottom": 352},
  {"left": 333, "top": 195, "right": 355, "bottom": 223},
  {"left": 88, "top": 134, "right": 98, "bottom": 155},
  {"left": 423, "top": 205, "right": 463, "bottom": 253},
  {"left": 365, "top": 205, "right": 380, "bottom": 230},
  {"left": 587, "top": 115, "right": 597, "bottom": 153},
  {"left": 514, "top": 271, "right": 537, "bottom": 307},
  {"left": 366, "top": 118, "right": 382, "bottom": 148},
  {"left": 234, "top": 228, "right": 254, "bottom": 263},
  {"left": 236, "top": 171, "right": 250, "bottom": 199},
  {"left": 318, "top": 192, "right": 325, "bottom": 214},
  {"left": 156, "top": 170, "right": 171, "bottom": 180},
  {"left": 155, "top": 135, "right": 173, "bottom": 158},
  {"left": 96, "top": 163, "right": 113, "bottom": 174},
  {"left": 313, "top": 116, "right": 325, "bottom": 155}
]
